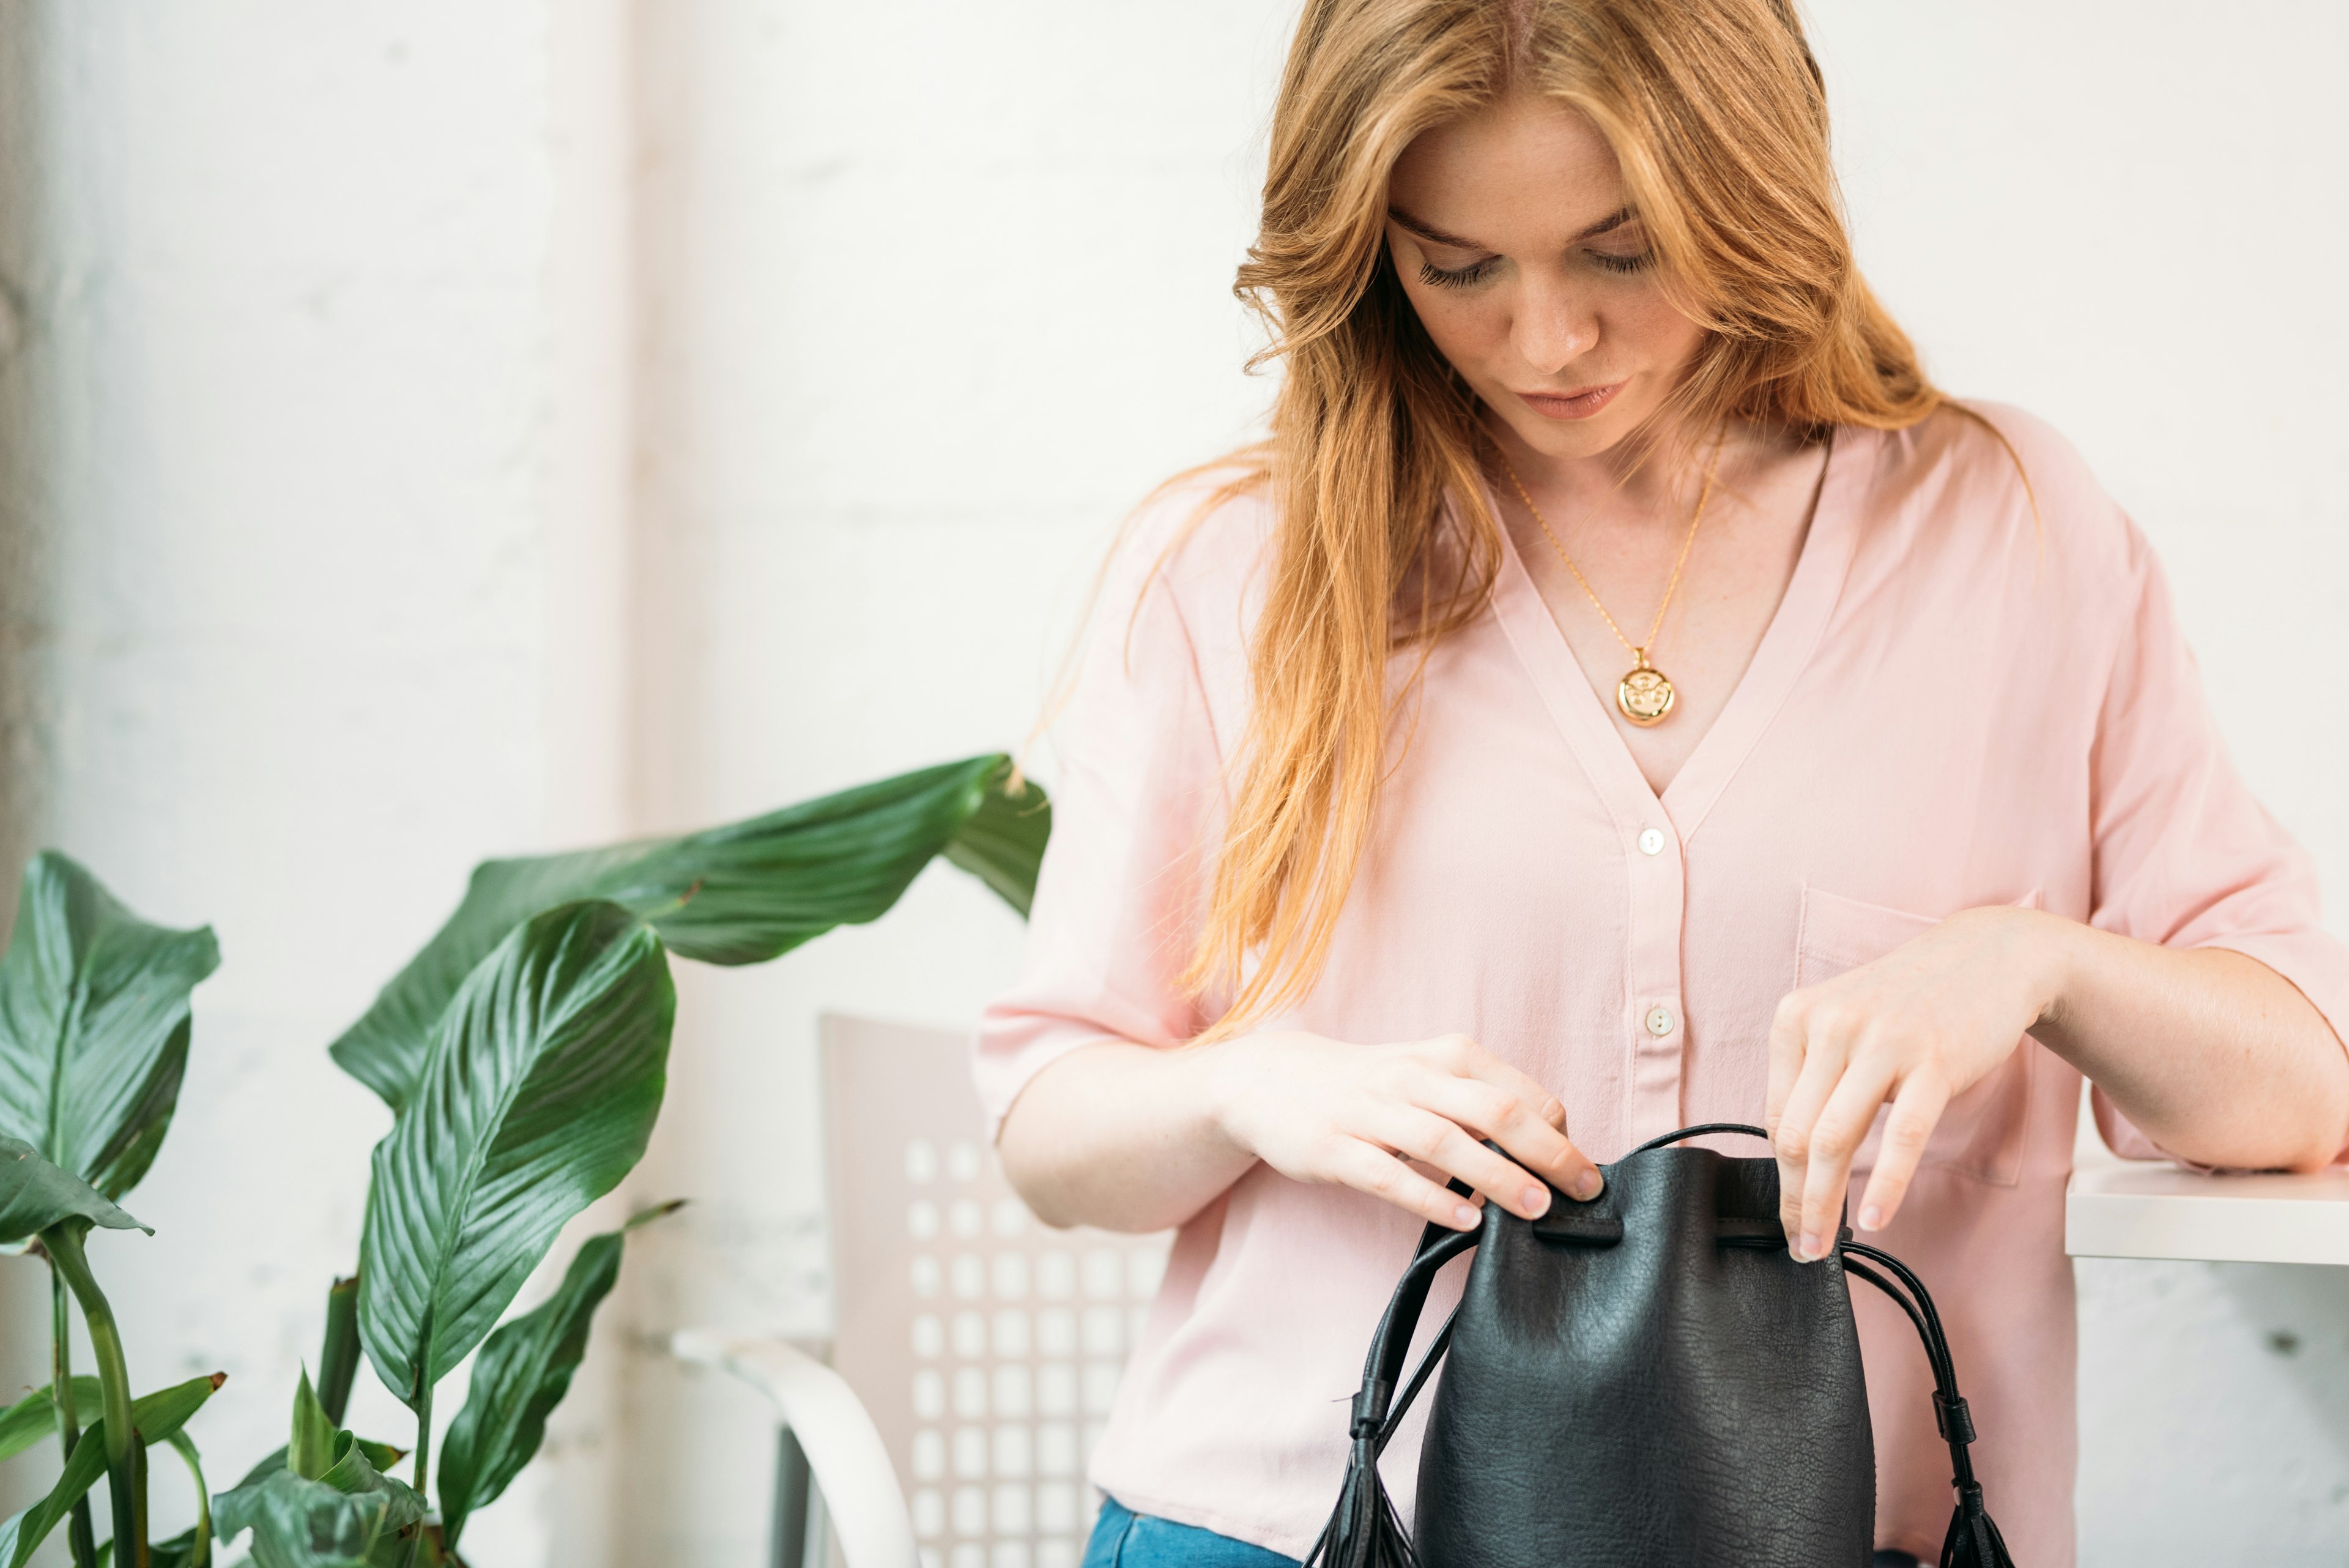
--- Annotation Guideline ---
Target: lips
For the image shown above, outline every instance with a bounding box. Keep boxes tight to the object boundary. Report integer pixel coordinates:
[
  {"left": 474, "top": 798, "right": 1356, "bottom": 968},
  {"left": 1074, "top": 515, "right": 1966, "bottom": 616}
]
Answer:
[{"left": 1515, "top": 381, "right": 1625, "bottom": 420}]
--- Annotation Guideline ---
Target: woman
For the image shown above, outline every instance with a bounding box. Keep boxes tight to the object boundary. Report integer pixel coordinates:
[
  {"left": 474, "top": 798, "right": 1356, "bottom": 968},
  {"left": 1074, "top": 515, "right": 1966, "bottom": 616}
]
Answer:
[{"left": 977, "top": 2, "right": 2349, "bottom": 1564}]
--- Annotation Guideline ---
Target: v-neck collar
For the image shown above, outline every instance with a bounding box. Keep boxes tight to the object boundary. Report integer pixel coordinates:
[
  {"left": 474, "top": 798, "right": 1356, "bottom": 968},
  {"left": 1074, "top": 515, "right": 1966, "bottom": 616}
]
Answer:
[{"left": 1488, "top": 424, "right": 1871, "bottom": 844}]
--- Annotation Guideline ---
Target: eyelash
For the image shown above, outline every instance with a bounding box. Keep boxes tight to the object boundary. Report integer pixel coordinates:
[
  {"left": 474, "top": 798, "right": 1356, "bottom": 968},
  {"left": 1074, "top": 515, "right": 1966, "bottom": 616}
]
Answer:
[
  {"left": 1418, "top": 258, "right": 1496, "bottom": 290},
  {"left": 1416, "top": 249, "right": 1655, "bottom": 290},
  {"left": 1589, "top": 250, "right": 1655, "bottom": 275}
]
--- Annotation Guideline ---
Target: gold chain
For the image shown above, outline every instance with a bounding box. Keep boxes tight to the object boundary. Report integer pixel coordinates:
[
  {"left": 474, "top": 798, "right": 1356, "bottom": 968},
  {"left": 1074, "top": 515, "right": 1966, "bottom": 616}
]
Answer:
[{"left": 1501, "top": 437, "right": 1725, "bottom": 666}]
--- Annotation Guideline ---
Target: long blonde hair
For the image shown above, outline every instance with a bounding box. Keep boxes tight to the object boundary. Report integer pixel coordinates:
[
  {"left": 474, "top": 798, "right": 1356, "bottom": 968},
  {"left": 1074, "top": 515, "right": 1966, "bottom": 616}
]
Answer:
[{"left": 1181, "top": 0, "right": 1949, "bottom": 1035}]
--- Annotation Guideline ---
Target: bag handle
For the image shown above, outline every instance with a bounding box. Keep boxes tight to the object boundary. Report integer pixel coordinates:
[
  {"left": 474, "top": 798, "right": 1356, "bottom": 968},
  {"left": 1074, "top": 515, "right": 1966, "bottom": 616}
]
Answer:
[
  {"left": 1631, "top": 1120, "right": 1770, "bottom": 1153},
  {"left": 1360, "top": 1124, "right": 1774, "bottom": 1449},
  {"left": 1840, "top": 1243, "right": 2017, "bottom": 1568},
  {"left": 1305, "top": 1211, "right": 1476, "bottom": 1568},
  {"left": 1350, "top": 1221, "right": 1478, "bottom": 1441}
]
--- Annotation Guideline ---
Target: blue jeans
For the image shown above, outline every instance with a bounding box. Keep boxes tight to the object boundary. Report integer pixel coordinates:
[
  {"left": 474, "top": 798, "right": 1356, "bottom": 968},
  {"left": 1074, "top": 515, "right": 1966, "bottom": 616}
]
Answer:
[
  {"left": 1080, "top": 1497, "right": 1921, "bottom": 1568},
  {"left": 1082, "top": 1500, "right": 1300, "bottom": 1568}
]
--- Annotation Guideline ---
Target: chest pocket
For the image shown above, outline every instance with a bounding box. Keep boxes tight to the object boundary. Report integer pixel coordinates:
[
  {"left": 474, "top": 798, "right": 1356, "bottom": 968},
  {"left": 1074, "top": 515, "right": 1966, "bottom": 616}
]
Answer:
[{"left": 1795, "top": 885, "right": 2043, "bottom": 1189}]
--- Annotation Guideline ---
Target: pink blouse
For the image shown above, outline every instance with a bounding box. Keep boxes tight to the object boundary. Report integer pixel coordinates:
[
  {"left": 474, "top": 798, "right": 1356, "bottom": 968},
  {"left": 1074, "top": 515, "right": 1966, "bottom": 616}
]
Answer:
[{"left": 974, "top": 406, "right": 2349, "bottom": 1566}]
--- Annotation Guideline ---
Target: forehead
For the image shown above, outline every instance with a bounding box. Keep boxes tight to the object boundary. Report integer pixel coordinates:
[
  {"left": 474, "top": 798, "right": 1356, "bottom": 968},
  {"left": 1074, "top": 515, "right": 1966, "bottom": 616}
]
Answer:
[{"left": 1387, "top": 91, "right": 1627, "bottom": 243}]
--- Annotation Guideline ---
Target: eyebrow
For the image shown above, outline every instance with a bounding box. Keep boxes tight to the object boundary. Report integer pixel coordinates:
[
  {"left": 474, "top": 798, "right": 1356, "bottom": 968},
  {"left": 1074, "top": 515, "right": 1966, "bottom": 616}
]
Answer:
[{"left": 1385, "top": 204, "right": 1636, "bottom": 251}]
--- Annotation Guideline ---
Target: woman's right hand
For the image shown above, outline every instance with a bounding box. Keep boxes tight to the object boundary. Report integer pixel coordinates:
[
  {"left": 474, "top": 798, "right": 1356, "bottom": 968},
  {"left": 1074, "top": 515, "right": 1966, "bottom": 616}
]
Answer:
[{"left": 1203, "top": 1030, "right": 1602, "bottom": 1230}]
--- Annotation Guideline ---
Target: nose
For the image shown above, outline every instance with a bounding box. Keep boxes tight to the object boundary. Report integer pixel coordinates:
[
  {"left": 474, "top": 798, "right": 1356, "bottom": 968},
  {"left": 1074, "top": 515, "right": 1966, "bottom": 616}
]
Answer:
[{"left": 1511, "top": 275, "right": 1597, "bottom": 377}]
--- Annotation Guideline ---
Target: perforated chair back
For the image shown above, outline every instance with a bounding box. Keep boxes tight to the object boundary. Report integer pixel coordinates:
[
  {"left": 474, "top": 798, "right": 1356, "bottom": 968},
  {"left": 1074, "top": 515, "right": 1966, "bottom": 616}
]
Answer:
[{"left": 822, "top": 1014, "right": 1173, "bottom": 1568}]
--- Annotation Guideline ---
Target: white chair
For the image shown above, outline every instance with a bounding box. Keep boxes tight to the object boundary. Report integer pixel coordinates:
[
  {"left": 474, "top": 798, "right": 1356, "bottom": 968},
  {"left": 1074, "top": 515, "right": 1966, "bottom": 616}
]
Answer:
[{"left": 675, "top": 1014, "right": 1173, "bottom": 1568}]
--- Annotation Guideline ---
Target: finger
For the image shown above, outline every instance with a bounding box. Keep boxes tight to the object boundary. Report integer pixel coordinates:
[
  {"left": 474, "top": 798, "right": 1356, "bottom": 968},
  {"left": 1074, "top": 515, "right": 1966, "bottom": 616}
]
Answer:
[
  {"left": 1413, "top": 1073, "right": 1602, "bottom": 1202},
  {"left": 1770, "top": 1029, "right": 1850, "bottom": 1236},
  {"left": 1413, "top": 1035, "right": 1598, "bottom": 1196},
  {"left": 1765, "top": 994, "right": 1812, "bottom": 1134},
  {"left": 1795, "top": 1057, "right": 1898, "bottom": 1261},
  {"left": 1854, "top": 1070, "right": 1951, "bottom": 1233},
  {"left": 1357, "top": 1102, "right": 1554, "bottom": 1219},
  {"left": 1326, "top": 1137, "right": 1484, "bottom": 1230},
  {"left": 1421, "top": 1035, "right": 1572, "bottom": 1132}
]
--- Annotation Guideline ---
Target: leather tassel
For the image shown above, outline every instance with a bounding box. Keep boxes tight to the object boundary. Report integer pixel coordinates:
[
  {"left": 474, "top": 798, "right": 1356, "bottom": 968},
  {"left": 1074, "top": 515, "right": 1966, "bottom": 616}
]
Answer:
[
  {"left": 1313, "top": 1430, "right": 1418, "bottom": 1568},
  {"left": 1939, "top": 1481, "right": 2016, "bottom": 1568},
  {"left": 1310, "top": 1220, "right": 1476, "bottom": 1568}
]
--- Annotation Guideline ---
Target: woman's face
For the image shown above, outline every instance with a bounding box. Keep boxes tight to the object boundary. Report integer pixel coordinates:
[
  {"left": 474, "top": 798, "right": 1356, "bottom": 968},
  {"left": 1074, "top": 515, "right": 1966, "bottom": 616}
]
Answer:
[{"left": 1385, "top": 91, "right": 1707, "bottom": 463}]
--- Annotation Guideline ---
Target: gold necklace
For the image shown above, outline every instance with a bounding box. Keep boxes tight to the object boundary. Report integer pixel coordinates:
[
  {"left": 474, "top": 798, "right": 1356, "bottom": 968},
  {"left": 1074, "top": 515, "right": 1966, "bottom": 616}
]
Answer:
[{"left": 1501, "top": 439, "right": 1724, "bottom": 727}]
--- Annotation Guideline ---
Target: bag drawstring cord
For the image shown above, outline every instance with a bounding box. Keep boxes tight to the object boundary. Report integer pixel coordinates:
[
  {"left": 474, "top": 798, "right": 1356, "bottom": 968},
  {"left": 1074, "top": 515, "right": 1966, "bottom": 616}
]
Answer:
[{"left": 1843, "top": 1241, "right": 2017, "bottom": 1568}]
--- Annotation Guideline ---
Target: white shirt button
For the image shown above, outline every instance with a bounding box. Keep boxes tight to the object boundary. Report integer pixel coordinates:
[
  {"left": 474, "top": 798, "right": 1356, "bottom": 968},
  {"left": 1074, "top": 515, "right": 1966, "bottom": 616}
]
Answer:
[
  {"left": 1645, "top": 1005, "right": 1677, "bottom": 1038},
  {"left": 1638, "top": 827, "right": 1667, "bottom": 856}
]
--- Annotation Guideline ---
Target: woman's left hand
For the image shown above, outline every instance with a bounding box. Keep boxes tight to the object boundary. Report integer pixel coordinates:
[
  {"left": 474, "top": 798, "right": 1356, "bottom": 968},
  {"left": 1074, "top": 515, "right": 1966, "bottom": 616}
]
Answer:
[{"left": 1767, "top": 905, "right": 2058, "bottom": 1261}]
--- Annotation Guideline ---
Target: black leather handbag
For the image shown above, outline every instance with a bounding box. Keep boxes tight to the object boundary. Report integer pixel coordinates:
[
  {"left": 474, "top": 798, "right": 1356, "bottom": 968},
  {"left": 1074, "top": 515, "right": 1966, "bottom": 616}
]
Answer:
[{"left": 1310, "top": 1124, "right": 2016, "bottom": 1568}]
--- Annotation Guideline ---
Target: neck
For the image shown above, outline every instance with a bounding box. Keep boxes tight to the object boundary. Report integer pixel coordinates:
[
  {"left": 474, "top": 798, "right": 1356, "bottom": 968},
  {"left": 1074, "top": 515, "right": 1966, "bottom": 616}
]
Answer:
[{"left": 1489, "top": 412, "right": 1756, "bottom": 524}]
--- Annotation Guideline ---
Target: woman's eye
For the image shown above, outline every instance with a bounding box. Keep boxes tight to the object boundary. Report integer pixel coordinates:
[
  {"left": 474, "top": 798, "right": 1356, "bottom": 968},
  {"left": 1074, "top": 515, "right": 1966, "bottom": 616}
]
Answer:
[
  {"left": 1588, "top": 249, "right": 1655, "bottom": 275},
  {"left": 1418, "top": 256, "right": 1497, "bottom": 290}
]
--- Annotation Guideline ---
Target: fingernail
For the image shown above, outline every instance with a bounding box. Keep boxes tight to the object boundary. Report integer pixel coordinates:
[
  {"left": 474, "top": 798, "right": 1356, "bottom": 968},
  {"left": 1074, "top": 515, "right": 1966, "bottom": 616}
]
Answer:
[
  {"left": 1799, "top": 1230, "right": 1824, "bottom": 1260},
  {"left": 1858, "top": 1205, "right": 1883, "bottom": 1232},
  {"left": 1570, "top": 1171, "right": 1603, "bottom": 1202},
  {"left": 1521, "top": 1185, "right": 1550, "bottom": 1216},
  {"left": 1455, "top": 1203, "right": 1480, "bottom": 1228}
]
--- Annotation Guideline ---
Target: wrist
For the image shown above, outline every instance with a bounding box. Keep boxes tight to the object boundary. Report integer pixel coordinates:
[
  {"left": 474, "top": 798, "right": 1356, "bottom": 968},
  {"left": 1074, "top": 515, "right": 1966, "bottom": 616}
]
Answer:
[
  {"left": 1191, "top": 1027, "right": 1320, "bottom": 1161},
  {"left": 1189, "top": 1029, "right": 1265, "bottom": 1154},
  {"left": 2003, "top": 905, "right": 2083, "bottom": 1031}
]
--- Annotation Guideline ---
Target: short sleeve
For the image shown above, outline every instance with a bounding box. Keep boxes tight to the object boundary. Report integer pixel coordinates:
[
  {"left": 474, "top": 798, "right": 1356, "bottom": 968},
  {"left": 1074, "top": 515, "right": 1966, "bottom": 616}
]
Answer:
[
  {"left": 2086, "top": 525, "right": 2349, "bottom": 1157},
  {"left": 971, "top": 492, "right": 1244, "bottom": 1139}
]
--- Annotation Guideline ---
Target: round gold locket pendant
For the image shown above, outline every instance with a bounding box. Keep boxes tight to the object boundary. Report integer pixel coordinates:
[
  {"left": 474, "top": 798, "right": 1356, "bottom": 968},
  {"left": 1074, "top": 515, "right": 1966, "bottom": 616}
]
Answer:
[{"left": 1617, "top": 654, "right": 1675, "bottom": 727}]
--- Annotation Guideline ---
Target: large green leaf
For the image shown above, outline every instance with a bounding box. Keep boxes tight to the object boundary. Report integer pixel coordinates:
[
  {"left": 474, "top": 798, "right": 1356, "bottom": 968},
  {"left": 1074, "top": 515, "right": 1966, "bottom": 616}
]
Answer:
[
  {"left": 0, "top": 1388, "right": 55, "bottom": 1465},
  {"left": 289, "top": 1369, "right": 336, "bottom": 1481},
  {"left": 0, "top": 1137, "right": 147, "bottom": 1245},
  {"left": 0, "top": 1375, "right": 100, "bottom": 1463},
  {"left": 328, "top": 754, "right": 1043, "bottom": 1111},
  {"left": 0, "top": 1373, "right": 222, "bottom": 1568},
  {"left": 436, "top": 1200, "right": 680, "bottom": 1547},
  {"left": 0, "top": 852, "right": 220, "bottom": 1198},
  {"left": 358, "top": 902, "right": 674, "bottom": 1410},
  {"left": 152, "top": 1427, "right": 212, "bottom": 1568},
  {"left": 213, "top": 1433, "right": 424, "bottom": 1568},
  {"left": 217, "top": 1432, "right": 404, "bottom": 1510},
  {"left": 316, "top": 1275, "right": 362, "bottom": 1427},
  {"left": 941, "top": 765, "right": 1050, "bottom": 919}
]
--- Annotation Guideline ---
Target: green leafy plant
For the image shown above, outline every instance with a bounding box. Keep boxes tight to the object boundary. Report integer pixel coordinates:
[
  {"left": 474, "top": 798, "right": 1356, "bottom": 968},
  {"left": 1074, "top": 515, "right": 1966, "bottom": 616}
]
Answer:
[{"left": 0, "top": 754, "right": 1047, "bottom": 1566}]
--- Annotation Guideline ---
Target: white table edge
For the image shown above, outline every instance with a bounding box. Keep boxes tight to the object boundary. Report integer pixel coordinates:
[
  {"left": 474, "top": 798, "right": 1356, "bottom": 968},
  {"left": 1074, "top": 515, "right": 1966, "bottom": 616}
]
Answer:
[{"left": 2065, "top": 1156, "right": 2349, "bottom": 1268}]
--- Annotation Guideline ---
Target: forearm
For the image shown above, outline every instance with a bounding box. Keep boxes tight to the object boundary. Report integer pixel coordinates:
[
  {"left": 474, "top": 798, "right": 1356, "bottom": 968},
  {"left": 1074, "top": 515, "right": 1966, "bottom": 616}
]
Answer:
[
  {"left": 996, "top": 1038, "right": 1256, "bottom": 1233},
  {"left": 2032, "top": 913, "right": 2349, "bottom": 1170}
]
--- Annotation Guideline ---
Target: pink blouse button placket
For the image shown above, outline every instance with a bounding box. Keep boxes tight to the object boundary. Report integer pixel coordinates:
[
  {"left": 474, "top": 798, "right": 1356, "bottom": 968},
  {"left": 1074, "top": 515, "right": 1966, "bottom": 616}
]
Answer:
[{"left": 1626, "top": 819, "right": 1690, "bottom": 1142}]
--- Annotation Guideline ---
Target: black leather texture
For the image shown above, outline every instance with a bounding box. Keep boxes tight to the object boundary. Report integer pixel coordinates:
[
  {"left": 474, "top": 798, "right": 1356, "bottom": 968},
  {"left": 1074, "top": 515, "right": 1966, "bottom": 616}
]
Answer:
[
  {"left": 1414, "top": 1140, "right": 1875, "bottom": 1568},
  {"left": 1308, "top": 1124, "right": 2016, "bottom": 1568}
]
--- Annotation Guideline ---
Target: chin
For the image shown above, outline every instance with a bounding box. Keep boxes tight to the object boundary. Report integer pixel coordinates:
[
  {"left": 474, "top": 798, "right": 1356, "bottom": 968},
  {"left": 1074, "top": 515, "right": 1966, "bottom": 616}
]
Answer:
[{"left": 1497, "top": 402, "right": 1649, "bottom": 461}]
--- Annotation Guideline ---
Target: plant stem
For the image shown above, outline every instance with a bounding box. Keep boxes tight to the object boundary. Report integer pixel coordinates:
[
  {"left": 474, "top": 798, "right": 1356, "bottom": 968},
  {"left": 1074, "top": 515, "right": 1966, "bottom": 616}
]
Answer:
[
  {"left": 51, "top": 1266, "right": 99, "bottom": 1568},
  {"left": 411, "top": 1376, "right": 433, "bottom": 1495},
  {"left": 45, "top": 1223, "right": 141, "bottom": 1568},
  {"left": 399, "top": 1378, "right": 435, "bottom": 1568},
  {"left": 130, "top": 1435, "right": 150, "bottom": 1568}
]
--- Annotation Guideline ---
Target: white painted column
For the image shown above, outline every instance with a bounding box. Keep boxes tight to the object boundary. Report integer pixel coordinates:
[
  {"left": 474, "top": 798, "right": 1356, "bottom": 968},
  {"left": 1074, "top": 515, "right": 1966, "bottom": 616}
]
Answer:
[
  {"left": 0, "top": 4, "right": 636, "bottom": 1562},
  {"left": 610, "top": 3, "right": 1289, "bottom": 1561}
]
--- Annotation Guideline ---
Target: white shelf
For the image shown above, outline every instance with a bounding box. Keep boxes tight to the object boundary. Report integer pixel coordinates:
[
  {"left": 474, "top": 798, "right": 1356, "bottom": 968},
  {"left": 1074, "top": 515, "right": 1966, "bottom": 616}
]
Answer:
[{"left": 2066, "top": 1152, "right": 2349, "bottom": 1266}]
